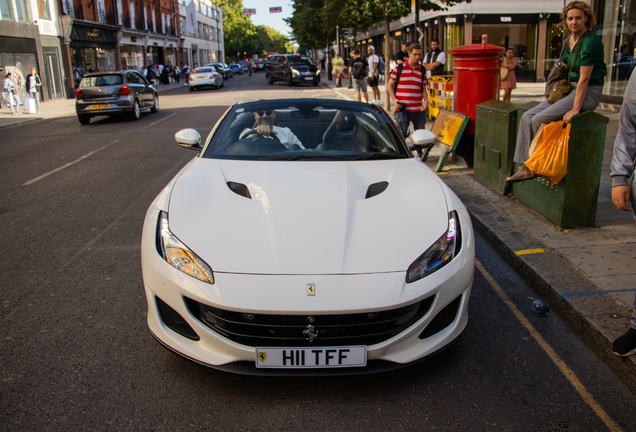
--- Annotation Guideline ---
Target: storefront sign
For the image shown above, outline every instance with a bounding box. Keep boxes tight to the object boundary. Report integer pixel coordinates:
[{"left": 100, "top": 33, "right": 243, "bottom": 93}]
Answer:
[
  {"left": 70, "top": 24, "right": 118, "bottom": 49},
  {"left": 472, "top": 14, "right": 559, "bottom": 25},
  {"left": 443, "top": 15, "right": 464, "bottom": 25}
]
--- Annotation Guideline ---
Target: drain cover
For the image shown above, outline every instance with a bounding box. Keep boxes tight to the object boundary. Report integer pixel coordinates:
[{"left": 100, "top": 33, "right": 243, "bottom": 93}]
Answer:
[{"left": 543, "top": 423, "right": 586, "bottom": 432}]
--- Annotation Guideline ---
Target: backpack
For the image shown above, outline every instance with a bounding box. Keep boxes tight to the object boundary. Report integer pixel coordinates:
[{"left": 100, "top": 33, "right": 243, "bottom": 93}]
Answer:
[
  {"left": 351, "top": 59, "right": 366, "bottom": 79},
  {"left": 378, "top": 57, "right": 385, "bottom": 75}
]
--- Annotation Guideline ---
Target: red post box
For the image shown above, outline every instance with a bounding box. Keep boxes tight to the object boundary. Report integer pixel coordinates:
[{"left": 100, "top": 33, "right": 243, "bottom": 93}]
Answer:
[{"left": 448, "top": 43, "right": 504, "bottom": 135}]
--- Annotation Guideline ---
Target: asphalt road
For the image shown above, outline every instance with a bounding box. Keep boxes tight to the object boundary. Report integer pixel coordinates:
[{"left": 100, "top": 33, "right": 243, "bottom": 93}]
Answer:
[{"left": 1, "top": 73, "right": 635, "bottom": 431}]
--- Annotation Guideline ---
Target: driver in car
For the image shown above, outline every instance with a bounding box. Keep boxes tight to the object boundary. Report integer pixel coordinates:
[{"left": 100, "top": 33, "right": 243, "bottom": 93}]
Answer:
[{"left": 240, "top": 110, "right": 305, "bottom": 149}]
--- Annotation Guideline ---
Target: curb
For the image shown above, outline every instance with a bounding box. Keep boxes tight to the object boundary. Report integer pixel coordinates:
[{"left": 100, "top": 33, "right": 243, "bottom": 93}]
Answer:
[{"left": 441, "top": 172, "right": 636, "bottom": 395}]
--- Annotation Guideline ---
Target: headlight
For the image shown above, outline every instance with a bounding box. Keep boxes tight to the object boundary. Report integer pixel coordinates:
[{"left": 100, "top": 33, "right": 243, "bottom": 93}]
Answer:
[
  {"left": 291, "top": 68, "right": 300, "bottom": 77},
  {"left": 156, "top": 211, "right": 215, "bottom": 284},
  {"left": 316, "top": 69, "right": 321, "bottom": 75},
  {"left": 406, "top": 211, "right": 462, "bottom": 283}
]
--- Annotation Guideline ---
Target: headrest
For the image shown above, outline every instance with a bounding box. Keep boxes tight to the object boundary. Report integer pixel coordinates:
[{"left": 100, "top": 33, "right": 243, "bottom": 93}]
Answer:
[{"left": 334, "top": 111, "right": 356, "bottom": 131}]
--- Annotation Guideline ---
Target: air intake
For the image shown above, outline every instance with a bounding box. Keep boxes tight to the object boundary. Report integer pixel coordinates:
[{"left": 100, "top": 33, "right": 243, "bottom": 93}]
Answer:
[
  {"left": 227, "top": 182, "right": 252, "bottom": 199},
  {"left": 365, "top": 181, "right": 389, "bottom": 199}
]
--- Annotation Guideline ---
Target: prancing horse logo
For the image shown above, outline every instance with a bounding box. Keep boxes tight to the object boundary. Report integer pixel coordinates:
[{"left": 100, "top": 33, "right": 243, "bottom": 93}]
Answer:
[
  {"left": 258, "top": 352, "right": 267, "bottom": 362},
  {"left": 302, "top": 324, "right": 318, "bottom": 342}
]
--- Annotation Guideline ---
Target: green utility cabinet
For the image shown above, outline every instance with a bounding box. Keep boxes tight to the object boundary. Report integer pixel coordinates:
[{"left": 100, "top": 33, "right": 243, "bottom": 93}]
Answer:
[
  {"left": 512, "top": 111, "right": 609, "bottom": 228},
  {"left": 474, "top": 100, "right": 518, "bottom": 194}
]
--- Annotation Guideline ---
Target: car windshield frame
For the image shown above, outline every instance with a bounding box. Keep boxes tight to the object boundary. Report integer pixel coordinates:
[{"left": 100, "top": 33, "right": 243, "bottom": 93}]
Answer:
[{"left": 201, "top": 99, "right": 411, "bottom": 162}]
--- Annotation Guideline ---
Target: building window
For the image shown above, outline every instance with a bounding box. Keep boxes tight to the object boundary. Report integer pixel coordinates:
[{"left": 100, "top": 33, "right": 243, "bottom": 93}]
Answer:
[
  {"left": 161, "top": 12, "right": 165, "bottom": 33},
  {"left": 15, "top": 0, "right": 28, "bottom": 22},
  {"left": 60, "top": 0, "right": 73, "bottom": 16},
  {"left": 144, "top": 7, "right": 148, "bottom": 30},
  {"left": 180, "top": 15, "right": 186, "bottom": 35},
  {"left": 152, "top": 9, "right": 156, "bottom": 32},
  {"left": 0, "top": 0, "right": 14, "bottom": 21},
  {"left": 129, "top": 1, "right": 135, "bottom": 28},
  {"left": 37, "top": 0, "right": 50, "bottom": 19},
  {"left": 97, "top": 0, "right": 106, "bottom": 23},
  {"left": 116, "top": 0, "right": 123, "bottom": 25},
  {"left": 197, "top": 21, "right": 202, "bottom": 39}
]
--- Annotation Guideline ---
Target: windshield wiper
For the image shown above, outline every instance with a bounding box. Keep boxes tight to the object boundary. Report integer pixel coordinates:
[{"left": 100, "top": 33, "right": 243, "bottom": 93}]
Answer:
[{"left": 354, "top": 153, "right": 408, "bottom": 160}]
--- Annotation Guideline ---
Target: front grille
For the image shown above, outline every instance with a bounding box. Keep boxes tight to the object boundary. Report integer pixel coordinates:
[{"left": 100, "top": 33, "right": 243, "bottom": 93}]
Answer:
[{"left": 184, "top": 296, "right": 435, "bottom": 347}]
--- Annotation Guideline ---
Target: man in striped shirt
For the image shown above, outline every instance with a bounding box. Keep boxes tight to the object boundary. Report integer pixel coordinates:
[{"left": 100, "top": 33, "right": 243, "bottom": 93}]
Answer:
[{"left": 387, "top": 42, "right": 428, "bottom": 139}]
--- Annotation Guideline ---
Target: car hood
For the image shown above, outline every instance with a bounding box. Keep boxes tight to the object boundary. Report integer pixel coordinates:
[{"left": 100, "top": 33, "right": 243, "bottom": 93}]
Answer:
[{"left": 168, "top": 159, "right": 449, "bottom": 275}]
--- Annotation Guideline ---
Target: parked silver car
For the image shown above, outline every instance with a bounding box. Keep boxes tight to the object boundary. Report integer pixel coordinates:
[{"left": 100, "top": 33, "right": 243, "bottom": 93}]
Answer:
[{"left": 75, "top": 71, "right": 159, "bottom": 125}]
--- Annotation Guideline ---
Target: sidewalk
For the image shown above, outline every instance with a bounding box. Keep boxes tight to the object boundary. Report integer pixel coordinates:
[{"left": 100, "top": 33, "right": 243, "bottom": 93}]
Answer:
[
  {"left": 0, "top": 80, "right": 185, "bottom": 128},
  {"left": 324, "top": 76, "right": 636, "bottom": 393}
]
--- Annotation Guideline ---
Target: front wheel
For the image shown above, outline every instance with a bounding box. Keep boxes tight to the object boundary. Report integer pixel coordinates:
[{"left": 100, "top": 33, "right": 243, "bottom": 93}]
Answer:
[
  {"left": 150, "top": 95, "right": 159, "bottom": 113},
  {"left": 78, "top": 114, "right": 90, "bottom": 125},
  {"left": 267, "top": 74, "right": 274, "bottom": 85},
  {"left": 130, "top": 100, "right": 141, "bottom": 120}
]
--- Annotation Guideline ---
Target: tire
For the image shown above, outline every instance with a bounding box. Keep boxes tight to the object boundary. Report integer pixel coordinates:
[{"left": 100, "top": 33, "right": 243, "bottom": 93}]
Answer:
[
  {"left": 130, "top": 100, "right": 141, "bottom": 120},
  {"left": 150, "top": 95, "right": 159, "bottom": 113},
  {"left": 189, "top": 86, "right": 194, "bottom": 92},
  {"left": 313, "top": 81, "right": 319, "bottom": 87},
  {"left": 78, "top": 114, "right": 90, "bottom": 125},
  {"left": 286, "top": 74, "right": 293, "bottom": 87},
  {"left": 267, "top": 74, "right": 274, "bottom": 85}
]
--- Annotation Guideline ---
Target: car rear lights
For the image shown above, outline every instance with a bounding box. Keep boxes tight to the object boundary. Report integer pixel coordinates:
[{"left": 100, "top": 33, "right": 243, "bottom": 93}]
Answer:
[
  {"left": 210, "top": 75, "right": 215, "bottom": 79},
  {"left": 189, "top": 76, "right": 194, "bottom": 82},
  {"left": 119, "top": 85, "right": 130, "bottom": 95},
  {"left": 75, "top": 88, "right": 83, "bottom": 98}
]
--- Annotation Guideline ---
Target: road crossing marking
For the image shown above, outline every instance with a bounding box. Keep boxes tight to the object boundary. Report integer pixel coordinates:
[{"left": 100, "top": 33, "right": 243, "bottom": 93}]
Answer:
[
  {"left": 22, "top": 140, "right": 120, "bottom": 186},
  {"left": 475, "top": 259, "right": 623, "bottom": 432}
]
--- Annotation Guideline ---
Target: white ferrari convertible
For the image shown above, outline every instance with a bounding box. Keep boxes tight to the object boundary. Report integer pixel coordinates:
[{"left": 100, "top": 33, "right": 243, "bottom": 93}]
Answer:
[{"left": 141, "top": 99, "right": 474, "bottom": 375}]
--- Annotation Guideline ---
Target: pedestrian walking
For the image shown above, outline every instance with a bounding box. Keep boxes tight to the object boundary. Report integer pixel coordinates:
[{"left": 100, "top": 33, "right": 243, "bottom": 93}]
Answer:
[
  {"left": 500, "top": 48, "right": 517, "bottom": 102},
  {"left": 387, "top": 42, "right": 428, "bottom": 148},
  {"left": 393, "top": 40, "right": 410, "bottom": 66},
  {"left": 348, "top": 49, "right": 369, "bottom": 103},
  {"left": 610, "top": 71, "right": 636, "bottom": 358},
  {"left": 367, "top": 45, "right": 381, "bottom": 101},
  {"left": 25, "top": 67, "right": 41, "bottom": 113},
  {"left": 507, "top": 1, "right": 606, "bottom": 183},
  {"left": 332, "top": 54, "right": 345, "bottom": 87},
  {"left": 3, "top": 72, "right": 20, "bottom": 115}
]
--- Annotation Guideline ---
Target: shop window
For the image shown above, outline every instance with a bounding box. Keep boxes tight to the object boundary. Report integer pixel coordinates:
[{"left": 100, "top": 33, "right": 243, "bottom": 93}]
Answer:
[
  {"left": 598, "top": 0, "right": 636, "bottom": 97},
  {"left": 37, "top": 0, "right": 50, "bottom": 20},
  {"left": 546, "top": 23, "right": 564, "bottom": 71},
  {"left": 473, "top": 24, "right": 537, "bottom": 81},
  {"left": 0, "top": 0, "right": 14, "bottom": 21},
  {"left": 444, "top": 24, "right": 464, "bottom": 71},
  {"left": 129, "top": 1, "right": 135, "bottom": 29}
]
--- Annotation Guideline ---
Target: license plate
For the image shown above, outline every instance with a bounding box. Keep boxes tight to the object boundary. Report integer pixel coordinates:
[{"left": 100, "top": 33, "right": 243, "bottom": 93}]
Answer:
[
  {"left": 197, "top": 76, "right": 205, "bottom": 79},
  {"left": 255, "top": 346, "right": 366, "bottom": 369},
  {"left": 304, "top": 77, "right": 313, "bottom": 81},
  {"left": 90, "top": 104, "right": 110, "bottom": 109}
]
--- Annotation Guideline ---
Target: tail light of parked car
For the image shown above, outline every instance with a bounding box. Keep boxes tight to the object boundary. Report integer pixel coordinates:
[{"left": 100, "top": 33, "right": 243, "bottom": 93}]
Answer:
[
  {"left": 189, "top": 76, "right": 194, "bottom": 82},
  {"left": 75, "top": 89, "right": 83, "bottom": 98},
  {"left": 119, "top": 85, "right": 131, "bottom": 96}
]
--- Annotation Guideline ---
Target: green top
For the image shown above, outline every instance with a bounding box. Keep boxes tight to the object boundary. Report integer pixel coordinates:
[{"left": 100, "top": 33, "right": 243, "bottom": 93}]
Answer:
[
  {"left": 561, "top": 31, "right": 607, "bottom": 86},
  {"left": 332, "top": 57, "right": 345, "bottom": 68}
]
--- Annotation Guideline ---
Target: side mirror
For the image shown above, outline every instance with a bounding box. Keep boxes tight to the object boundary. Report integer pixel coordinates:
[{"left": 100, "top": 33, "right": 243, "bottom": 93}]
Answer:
[
  {"left": 410, "top": 129, "right": 436, "bottom": 151},
  {"left": 175, "top": 128, "right": 202, "bottom": 151}
]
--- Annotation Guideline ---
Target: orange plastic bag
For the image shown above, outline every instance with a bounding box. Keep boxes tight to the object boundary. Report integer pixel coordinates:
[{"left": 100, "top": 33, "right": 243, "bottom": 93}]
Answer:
[{"left": 524, "top": 120, "right": 571, "bottom": 185}]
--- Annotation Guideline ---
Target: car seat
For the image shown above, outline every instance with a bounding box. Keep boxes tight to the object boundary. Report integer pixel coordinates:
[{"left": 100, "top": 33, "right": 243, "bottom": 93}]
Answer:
[{"left": 321, "top": 110, "right": 369, "bottom": 152}]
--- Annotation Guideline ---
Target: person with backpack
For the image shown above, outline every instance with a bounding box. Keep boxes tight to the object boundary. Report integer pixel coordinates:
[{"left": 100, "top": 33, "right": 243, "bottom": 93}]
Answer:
[
  {"left": 348, "top": 49, "right": 369, "bottom": 103},
  {"left": 388, "top": 42, "right": 428, "bottom": 142}
]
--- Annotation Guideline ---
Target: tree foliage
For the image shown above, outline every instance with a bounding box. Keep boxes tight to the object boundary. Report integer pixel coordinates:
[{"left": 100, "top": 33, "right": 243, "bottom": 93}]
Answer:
[{"left": 218, "top": 0, "right": 295, "bottom": 61}]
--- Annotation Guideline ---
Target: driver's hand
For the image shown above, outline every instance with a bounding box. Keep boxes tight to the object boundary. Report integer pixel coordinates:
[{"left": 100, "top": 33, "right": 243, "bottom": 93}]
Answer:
[{"left": 256, "top": 124, "right": 276, "bottom": 136}]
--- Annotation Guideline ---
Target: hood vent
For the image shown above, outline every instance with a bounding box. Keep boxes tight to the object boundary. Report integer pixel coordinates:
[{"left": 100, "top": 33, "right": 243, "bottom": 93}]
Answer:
[
  {"left": 227, "top": 182, "right": 252, "bottom": 199},
  {"left": 365, "top": 181, "right": 389, "bottom": 199}
]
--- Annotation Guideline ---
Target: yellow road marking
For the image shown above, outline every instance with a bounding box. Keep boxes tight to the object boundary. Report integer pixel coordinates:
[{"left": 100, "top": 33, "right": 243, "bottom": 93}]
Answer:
[
  {"left": 515, "top": 248, "right": 549, "bottom": 256},
  {"left": 475, "top": 259, "right": 623, "bottom": 432}
]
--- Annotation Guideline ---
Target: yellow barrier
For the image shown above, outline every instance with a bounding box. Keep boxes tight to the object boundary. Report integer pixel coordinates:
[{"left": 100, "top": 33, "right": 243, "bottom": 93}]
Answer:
[{"left": 428, "top": 75, "right": 453, "bottom": 120}]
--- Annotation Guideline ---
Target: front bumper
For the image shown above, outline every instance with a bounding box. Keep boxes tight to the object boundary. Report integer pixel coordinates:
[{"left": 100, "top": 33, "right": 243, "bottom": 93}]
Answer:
[{"left": 141, "top": 206, "right": 474, "bottom": 375}]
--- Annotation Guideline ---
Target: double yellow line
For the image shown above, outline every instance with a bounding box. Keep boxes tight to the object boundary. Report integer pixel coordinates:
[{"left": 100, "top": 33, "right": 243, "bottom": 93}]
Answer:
[{"left": 475, "top": 259, "right": 623, "bottom": 432}]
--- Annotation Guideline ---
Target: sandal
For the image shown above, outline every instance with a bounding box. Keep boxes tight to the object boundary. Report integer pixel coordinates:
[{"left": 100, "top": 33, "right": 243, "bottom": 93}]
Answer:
[{"left": 506, "top": 164, "right": 536, "bottom": 183}]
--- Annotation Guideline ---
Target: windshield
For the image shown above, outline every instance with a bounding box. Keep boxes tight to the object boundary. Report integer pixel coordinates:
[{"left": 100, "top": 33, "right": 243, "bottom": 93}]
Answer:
[
  {"left": 288, "top": 57, "right": 313, "bottom": 67},
  {"left": 80, "top": 75, "right": 123, "bottom": 87},
  {"left": 202, "top": 100, "right": 409, "bottom": 161}
]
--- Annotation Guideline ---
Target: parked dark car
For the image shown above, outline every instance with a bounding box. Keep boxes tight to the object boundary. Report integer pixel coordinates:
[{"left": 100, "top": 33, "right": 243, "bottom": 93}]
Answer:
[
  {"left": 229, "top": 64, "right": 242, "bottom": 74},
  {"left": 207, "top": 63, "right": 233, "bottom": 80},
  {"left": 266, "top": 54, "right": 320, "bottom": 87},
  {"left": 253, "top": 58, "right": 266, "bottom": 72},
  {"left": 75, "top": 70, "right": 158, "bottom": 124}
]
